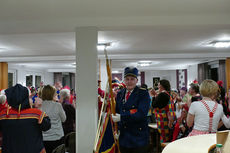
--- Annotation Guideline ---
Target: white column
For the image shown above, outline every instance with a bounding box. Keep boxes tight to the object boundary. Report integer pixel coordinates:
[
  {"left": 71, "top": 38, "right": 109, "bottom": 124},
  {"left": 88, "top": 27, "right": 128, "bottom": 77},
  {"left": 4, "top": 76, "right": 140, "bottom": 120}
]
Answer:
[{"left": 75, "top": 27, "right": 98, "bottom": 153}]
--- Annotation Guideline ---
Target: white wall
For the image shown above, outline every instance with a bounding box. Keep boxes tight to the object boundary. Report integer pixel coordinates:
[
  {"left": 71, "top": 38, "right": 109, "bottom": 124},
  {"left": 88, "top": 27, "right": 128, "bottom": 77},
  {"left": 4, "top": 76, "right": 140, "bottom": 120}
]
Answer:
[
  {"left": 44, "top": 72, "right": 54, "bottom": 85},
  {"left": 187, "top": 64, "right": 198, "bottom": 86},
  {"left": 145, "top": 70, "right": 177, "bottom": 90},
  {"left": 9, "top": 66, "right": 54, "bottom": 87}
]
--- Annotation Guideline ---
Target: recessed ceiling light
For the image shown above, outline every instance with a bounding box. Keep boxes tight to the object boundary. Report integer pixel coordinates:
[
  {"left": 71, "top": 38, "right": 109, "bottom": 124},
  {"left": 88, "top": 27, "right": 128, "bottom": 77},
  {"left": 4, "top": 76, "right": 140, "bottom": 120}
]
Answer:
[
  {"left": 137, "top": 61, "right": 159, "bottom": 67},
  {"left": 208, "top": 41, "right": 230, "bottom": 48},
  {"left": 0, "top": 48, "right": 5, "bottom": 51},
  {"left": 112, "top": 70, "right": 120, "bottom": 73},
  {"left": 137, "top": 61, "right": 152, "bottom": 67}
]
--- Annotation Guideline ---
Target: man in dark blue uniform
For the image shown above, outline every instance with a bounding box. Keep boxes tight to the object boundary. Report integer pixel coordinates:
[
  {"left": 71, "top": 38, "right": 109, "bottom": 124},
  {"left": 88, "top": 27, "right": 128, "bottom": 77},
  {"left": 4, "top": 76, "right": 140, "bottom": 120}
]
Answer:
[{"left": 112, "top": 67, "right": 150, "bottom": 153}]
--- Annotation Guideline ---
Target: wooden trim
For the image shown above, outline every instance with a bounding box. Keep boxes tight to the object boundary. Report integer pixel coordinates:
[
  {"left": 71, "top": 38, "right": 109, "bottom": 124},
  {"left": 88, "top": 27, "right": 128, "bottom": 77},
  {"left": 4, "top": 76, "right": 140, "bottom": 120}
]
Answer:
[
  {"left": 184, "top": 69, "right": 188, "bottom": 88},
  {"left": 141, "top": 71, "right": 145, "bottom": 85},
  {"left": 0, "top": 62, "right": 8, "bottom": 89}
]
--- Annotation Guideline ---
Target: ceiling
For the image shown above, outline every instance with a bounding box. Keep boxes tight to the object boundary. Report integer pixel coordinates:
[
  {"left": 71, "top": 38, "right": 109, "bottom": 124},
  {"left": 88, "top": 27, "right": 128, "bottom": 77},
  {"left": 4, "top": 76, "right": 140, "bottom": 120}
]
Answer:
[{"left": 0, "top": 0, "right": 230, "bottom": 72}]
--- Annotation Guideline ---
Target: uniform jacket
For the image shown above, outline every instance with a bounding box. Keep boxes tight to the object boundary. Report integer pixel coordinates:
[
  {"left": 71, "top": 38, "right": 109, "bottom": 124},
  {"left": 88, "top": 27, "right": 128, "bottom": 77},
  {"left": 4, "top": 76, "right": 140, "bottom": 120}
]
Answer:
[{"left": 116, "top": 86, "right": 150, "bottom": 148}]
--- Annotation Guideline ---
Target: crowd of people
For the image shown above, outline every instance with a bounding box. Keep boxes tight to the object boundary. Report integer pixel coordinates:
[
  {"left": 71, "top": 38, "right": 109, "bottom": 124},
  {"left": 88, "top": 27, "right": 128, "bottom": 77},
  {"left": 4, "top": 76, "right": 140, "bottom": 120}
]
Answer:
[
  {"left": 99, "top": 67, "right": 230, "bottom": 153},
  {"left": 1, "top": 66, "right": 230, "bottom": 153},
  {"left": 0, "top": 82, "right": 76, "bottom": 153}
]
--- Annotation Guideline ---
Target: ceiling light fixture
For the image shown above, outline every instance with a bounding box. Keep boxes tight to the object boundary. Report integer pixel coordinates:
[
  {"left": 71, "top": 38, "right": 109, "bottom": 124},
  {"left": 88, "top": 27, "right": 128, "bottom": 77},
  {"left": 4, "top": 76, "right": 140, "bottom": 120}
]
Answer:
[
  {"left": 137, "top": 61, "right": 152, "bottom": 67},
  {"left": 97, "top": 42, "right": 112, "bottom": 50},
  {"left": 0, "top": 48, "right": 5, "bottom": 51},
  {"left": 112, "top": 70, "right": 120, "bottom": 73},
  {"left": 209, "top": 41, "right": 230, "bottom": 48}
]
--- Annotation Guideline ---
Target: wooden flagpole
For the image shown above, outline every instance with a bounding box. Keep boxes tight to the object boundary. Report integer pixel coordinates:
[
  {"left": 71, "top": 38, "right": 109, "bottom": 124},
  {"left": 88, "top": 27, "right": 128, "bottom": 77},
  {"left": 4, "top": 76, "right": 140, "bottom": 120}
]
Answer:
[
  {"left": 94, "top": 81, "right": 109, "bottom": 151},
  {"left": 104, "top": 46, "right": 120, "bottom": 153}
]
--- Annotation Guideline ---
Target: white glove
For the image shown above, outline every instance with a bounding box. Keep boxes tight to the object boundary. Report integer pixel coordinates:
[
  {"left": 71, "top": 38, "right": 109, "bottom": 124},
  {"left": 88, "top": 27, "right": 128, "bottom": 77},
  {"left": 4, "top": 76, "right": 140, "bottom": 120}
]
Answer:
[
  {"left": 114, "top": 131, "right": 120, "bottom": 140},
  {"left": 111, "top": 113, "right": 121, "bottom": 122}
]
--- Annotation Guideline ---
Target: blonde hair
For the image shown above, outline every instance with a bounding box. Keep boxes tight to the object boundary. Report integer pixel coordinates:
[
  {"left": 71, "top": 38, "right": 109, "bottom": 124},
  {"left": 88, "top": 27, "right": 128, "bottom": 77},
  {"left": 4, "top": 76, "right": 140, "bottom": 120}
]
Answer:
[
  {"left": 200, "top": 79, "right": 219, "bottom": 98},
  {"left": 37, "top": 86, "right": 43, "bottom": 98}
]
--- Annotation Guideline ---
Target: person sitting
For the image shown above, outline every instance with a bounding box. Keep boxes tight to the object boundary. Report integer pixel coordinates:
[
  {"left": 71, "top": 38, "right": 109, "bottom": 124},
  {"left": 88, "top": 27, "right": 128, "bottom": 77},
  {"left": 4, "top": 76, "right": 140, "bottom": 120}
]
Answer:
[
  {"left": 186, "top": 83, "right": 202, "bottom": 107},
  {"left": 0, "top": 84, "right": 51, "bottom": 153},
  {"left": 187, "top": 80, "right": 225, "bottom": 136},
  {"left": 171, "top": 104, "right": 191, "bottom": 141}
]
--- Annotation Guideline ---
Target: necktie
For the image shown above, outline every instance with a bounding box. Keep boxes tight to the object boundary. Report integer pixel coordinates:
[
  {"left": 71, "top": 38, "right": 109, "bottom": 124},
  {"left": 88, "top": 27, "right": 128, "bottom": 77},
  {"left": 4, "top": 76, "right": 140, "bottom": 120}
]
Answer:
[{"left": 126, "top": 91, "right": 131, "bottom": 101}]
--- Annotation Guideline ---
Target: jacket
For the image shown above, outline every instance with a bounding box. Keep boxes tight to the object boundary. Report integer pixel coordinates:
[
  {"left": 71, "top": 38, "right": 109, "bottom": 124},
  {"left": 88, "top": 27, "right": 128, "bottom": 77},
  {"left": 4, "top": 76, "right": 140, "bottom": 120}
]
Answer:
[{"left": 116, "top": 86, "right": 150, "bottom": 148}]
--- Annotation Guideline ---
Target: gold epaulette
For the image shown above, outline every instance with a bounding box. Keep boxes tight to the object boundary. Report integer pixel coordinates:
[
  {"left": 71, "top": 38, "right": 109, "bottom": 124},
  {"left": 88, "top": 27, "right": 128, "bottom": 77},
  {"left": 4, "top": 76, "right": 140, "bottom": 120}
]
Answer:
[{"left": 139, "top": 87, "right": 147, "bottom": 90}]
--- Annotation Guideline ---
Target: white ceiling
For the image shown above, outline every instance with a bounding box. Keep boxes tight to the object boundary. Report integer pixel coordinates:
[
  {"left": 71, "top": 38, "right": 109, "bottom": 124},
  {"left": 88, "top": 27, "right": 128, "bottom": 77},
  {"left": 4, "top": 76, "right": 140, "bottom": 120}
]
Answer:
[{"left": 0, "top": 0, "right": 230, "bottom": 72}]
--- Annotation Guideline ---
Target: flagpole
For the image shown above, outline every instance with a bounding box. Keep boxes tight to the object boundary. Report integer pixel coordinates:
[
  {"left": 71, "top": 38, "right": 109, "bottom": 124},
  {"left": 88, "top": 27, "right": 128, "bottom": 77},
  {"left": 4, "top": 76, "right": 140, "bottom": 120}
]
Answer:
[
  {"left": 93, "top": 81, "right": 109, "bottom": 151},
  {"left": 98, "top": 59, "right": 101, "bottom": 88},
  {"left": 104, "top": 46, "right": 120, "bottom": 153}
]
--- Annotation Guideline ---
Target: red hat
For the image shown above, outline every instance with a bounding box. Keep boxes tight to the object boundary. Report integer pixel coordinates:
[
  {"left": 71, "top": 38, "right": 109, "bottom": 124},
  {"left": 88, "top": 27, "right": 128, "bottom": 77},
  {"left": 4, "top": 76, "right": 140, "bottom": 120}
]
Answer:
[
  {"left": 217, "top": 80, "right": 223, "bottom": 87},
  {"left": 63, "top": 85, "right": 70, "bottom": 90},
  {"left": 193, "top": 80, "right": 198, "bottom": 84}
]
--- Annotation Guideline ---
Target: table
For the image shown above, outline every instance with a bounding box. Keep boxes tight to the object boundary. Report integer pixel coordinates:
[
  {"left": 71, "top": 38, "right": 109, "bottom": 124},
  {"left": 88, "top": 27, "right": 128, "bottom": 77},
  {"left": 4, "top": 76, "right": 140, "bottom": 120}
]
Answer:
[{"left": 162, "top": 134, "right": 216, "bottom": 153}]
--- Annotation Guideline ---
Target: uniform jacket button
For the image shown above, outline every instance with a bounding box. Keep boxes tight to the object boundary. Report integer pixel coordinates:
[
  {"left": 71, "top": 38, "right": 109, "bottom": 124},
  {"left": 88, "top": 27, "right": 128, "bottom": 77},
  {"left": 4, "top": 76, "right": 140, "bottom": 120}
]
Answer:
[{"left": 139, "top": 128, "right": 142, "bottom": 131}]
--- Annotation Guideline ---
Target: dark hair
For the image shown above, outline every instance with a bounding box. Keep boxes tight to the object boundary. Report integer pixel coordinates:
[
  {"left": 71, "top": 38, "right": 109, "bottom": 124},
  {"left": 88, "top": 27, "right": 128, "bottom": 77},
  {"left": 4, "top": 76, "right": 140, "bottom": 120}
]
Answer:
[
  {"left": 30, "top": 86, "right": 36, "bottom": 93},
  {"left": 180, "top": 87, "right": 187, "bottom": 92},
  {"left": 141, "top": 84, "right": 148, "bottom": 89},
  {"left": 159, "top": 79, "right": 171, "bottom": 92},
  {"left": 190, "top": 83, "right": 199, "bottom": 94}
]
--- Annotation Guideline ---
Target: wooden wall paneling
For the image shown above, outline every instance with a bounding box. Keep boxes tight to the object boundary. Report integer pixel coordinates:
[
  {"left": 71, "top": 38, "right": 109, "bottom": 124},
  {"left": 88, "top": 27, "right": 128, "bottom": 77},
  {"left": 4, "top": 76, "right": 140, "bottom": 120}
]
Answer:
[
  {"left": 0, "top": 62, "right": 8, "bottom": 89},
  {"left": 140, "top": 71, "right": 145, "bottom": 85}
]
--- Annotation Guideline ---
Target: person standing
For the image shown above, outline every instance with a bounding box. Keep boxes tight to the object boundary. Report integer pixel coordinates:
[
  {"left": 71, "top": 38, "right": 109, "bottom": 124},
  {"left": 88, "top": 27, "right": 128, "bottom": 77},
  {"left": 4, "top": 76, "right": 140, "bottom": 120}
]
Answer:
[
  {"left": 0, "top": 84, "right": 51, "bottom": 153},
  {"left": 150, "top": 79, "right": 176, "bottom": 142},
  {"left": 59, "top": 89, "right": 76, "bottom": 135},
  {"left": 112, "top": 67, "right": 150, "bottom": 153},
  {"left": 187, "top": 80, "right": 224, "bottom": 136},
  {"left": 41, "top": 85, "right": 66, "bottom": 153}
]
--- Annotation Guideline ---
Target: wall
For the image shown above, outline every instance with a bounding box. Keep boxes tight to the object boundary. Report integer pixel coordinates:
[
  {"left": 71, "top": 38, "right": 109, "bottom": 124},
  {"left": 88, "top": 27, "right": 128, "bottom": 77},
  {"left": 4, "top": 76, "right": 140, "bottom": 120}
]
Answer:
[
  {"left": 187, "top": 64, "right": 198, "bottom": 86},
  {"left": 145, "top": 70, "right": 177, "bottom": 90},
  {"left": 9, "top": 66, "right": 54, "bottom": 87}
]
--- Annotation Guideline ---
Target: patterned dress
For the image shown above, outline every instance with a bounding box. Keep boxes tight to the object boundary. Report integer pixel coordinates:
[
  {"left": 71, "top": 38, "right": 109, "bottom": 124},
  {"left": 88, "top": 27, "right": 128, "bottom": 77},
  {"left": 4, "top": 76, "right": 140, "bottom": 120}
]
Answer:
[{"left": 153, "top": 91, "right": 176, "bottom": 142}]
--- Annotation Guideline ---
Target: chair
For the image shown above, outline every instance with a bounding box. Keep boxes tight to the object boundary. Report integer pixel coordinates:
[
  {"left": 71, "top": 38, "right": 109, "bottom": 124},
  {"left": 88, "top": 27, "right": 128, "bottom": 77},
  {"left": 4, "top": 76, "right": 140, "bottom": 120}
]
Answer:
[
  {"left": 52, "top": 144, "right": 65, "bottom": 153},
  {"left": 65, "top": 132, "right": 76, "bottom": 153}
]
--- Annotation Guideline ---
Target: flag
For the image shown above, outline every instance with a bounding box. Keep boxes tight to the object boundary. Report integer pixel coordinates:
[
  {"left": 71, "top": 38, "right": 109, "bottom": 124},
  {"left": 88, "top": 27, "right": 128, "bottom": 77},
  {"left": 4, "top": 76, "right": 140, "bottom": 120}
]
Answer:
[{"left": 96, "top": 112, "right": 116, "bottom": 153}]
